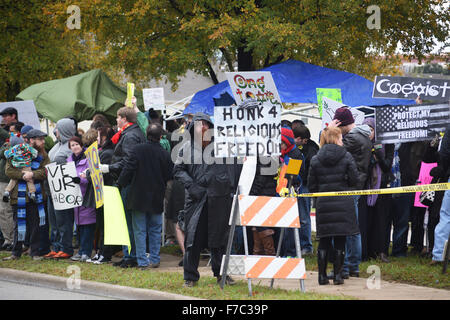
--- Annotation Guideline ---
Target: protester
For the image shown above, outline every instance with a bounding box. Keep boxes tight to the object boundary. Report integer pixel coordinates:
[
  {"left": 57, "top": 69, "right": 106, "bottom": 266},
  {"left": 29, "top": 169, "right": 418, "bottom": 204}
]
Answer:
[
  {"left": 293, "top": 124, "right": 319, "bottom": 255},
  {"left": 20, "top": 125, "right": 34, "bottom": 143},
  {"left": 91, "top": 114, "right": 112, "bottom": 129},
  {"left": 279, "top": 126, "right": 307, "bottom": 257},
  {"left": 0, "top": 107, "right": 19, "bottom": 132},
  {"left": 329, "top": 107, "right": 371, "bottom": 278},
  {"left": 2, "top": 129, "right": 50, "bottom": 261},
  {"left": 0, "top": 128, "right": 15, "bottom": 251},
  {"left": 65, "top": 136, "right": 96, "bottom": 262},
  {"left": 430, "top": 124, "right": 450, "bottom": 265},
  {"left": 118, "top": 123, "right": 173, "bottom": 269},
  {"left": 44, "top": 118, "right": 77, "bottom": 259},
  {"left": 174, "top": 112, "right": 236, "bottom": 287},
  {"left": 358, "top": 117, "right": 394, "bottom": 262},
  {"left": 3, "top": 136, "right": 39, "bottom": 202},
  {"left": 307, "top": 126, "right": 359, "bottom": 285},
  {"left": 100, "top": 106, "right": 146, "bottom": 268}
]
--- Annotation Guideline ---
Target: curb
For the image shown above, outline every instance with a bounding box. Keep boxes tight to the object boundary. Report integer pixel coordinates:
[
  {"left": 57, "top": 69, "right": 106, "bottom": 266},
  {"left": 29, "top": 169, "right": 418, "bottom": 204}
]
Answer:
[{"left": 0, "top": 268, "right": 201, "bottom": 300}]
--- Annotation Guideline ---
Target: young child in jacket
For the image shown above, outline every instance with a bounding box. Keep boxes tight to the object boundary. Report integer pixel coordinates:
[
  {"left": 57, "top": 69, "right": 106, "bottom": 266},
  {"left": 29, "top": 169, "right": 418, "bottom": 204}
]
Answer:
[{"left": 3, "top": 136, "right": 38, "bottom": 202}]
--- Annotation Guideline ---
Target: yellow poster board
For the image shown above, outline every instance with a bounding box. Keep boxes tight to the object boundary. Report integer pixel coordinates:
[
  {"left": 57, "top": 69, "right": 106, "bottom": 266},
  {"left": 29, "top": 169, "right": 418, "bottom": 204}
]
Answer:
[
  {"left": 84, "top": 141, "right": 104, "bottom": 208},
  {"left": 126, "top": 82, "right": 135, "bottom": 108},
  {"left": 286, "top": 159, "right": 302, "bottom": 176},
  {"left": 103, "top": 186, "right": 131, "bottom": 252}
]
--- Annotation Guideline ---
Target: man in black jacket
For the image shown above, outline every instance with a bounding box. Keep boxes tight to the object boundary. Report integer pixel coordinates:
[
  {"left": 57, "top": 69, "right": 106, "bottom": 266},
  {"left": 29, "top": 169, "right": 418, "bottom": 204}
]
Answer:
[
  {"left": 118, "top": 123, "right": 173, "bottom": 269},
  {"left": 173, "top": 112, "right": 237, "bottom": 287},
  {"left": 100, "top": 106, "right": 146, "bottom": 268}
]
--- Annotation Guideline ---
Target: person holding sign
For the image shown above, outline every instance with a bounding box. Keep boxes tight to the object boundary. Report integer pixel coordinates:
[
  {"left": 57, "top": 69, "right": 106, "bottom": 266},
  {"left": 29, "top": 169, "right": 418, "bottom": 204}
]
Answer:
[
  {"left": 3, "top": 129, "right": 50, "bottom": 261},
  {"left": 66, "top": 137, "right": 97, "bottom": 262}
]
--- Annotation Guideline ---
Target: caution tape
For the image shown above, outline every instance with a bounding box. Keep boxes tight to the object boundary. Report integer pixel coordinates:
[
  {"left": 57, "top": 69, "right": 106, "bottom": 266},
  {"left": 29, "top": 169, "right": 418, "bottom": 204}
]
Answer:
[{"left": 296, "top": 183, "right": 450, "bottom": 197}]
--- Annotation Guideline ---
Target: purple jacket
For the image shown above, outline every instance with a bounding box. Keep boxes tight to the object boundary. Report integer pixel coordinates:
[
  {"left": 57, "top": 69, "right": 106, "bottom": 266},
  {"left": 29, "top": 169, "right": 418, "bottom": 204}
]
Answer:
[{"left": 67, "top": 154, "right": 96, "bottom": 226}]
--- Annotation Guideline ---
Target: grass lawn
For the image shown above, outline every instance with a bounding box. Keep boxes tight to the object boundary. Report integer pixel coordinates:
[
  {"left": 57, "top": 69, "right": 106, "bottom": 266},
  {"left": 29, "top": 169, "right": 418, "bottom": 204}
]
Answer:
[{"left": 0, "top": 250, "right": 350, "bottom": 300}]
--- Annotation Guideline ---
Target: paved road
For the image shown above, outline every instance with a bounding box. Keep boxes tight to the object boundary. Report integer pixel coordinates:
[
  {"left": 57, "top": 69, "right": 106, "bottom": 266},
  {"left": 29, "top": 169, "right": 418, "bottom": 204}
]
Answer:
[{"left": 0, "top": 279, "right": 114, "bottom": 300}]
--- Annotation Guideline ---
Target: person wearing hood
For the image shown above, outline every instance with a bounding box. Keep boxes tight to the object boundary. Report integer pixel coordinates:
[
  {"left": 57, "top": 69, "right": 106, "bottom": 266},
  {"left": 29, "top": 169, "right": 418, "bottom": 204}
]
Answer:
[
  {"left": 173, "top": 112, "right": 237, "bottom": 288},
  {"left": 307, "top": 126, "right": 359, "bottom": 285},
  {"left": 44, "top": 118, "right": 77, "bottom": 259},
  {"left": 358, "top": 117, "right": 394, "bottom": 263},
  {"left": 329, "top": 107, "right": 371, "bottom": 279}
]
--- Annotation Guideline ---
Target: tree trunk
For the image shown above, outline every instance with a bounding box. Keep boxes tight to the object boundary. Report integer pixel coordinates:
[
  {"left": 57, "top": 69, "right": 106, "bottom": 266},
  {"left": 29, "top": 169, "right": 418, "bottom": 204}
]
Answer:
[
  {"left": 237, "top": 45, "right": 254, "bottom": 71},
  {"left": 5, "top": 81, "right": 21, "bottom": 101}
]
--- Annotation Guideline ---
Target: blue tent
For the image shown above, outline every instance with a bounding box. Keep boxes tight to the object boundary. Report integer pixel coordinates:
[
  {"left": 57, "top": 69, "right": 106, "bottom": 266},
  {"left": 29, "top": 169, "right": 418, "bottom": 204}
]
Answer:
[{"left": 184, "top": 59, "right": 415, "bottom": 115}]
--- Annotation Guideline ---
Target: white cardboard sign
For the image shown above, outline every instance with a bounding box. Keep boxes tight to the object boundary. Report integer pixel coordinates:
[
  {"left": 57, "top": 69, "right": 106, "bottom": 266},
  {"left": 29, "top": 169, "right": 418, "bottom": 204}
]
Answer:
[
  {"left": 46, "top": 162, "right": 83, "bottom": 210},
  {"left": 143, "top": 88, "right": 165, "bottom": 111},
  {"left": 321, "top": 97, "right": 365, "bottom": 129}
]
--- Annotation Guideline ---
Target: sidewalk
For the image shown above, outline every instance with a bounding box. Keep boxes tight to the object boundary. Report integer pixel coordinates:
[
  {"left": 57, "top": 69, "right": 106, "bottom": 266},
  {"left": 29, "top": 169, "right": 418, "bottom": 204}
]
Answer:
[{"left": 156, "top": 253, "right": 450, "bottom": 300}]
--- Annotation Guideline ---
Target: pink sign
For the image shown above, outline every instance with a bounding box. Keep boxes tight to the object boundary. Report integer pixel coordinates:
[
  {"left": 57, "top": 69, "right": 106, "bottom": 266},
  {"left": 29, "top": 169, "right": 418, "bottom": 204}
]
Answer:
[{"left": 414, "top": 161, "right": 438, "bottom": 208}]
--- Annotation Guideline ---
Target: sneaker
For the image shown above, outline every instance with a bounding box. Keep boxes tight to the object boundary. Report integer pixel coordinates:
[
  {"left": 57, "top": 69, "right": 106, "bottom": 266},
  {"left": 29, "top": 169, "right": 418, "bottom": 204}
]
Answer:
[
  {"left": 32, "top": 256, "right": 43, "bottom": 261},
  {"left": 2, "top": 191, "right": 10, "bottom": 203},
  {"left": 301, "top": 248, "right": 314, "bottom": 256},
  {"left": 94, "top": 256, "right": 111, "bottom": 265},
  {"left": 44, "top": 251, "right": 58, "bottom": 258},
  {"left": 119, "top": 259, "right": 137, "bottom": 268},
  {"left": 217, "top": 275, "right": 236, "bottom": 286},
  {"left": 70, "top": 253, "right": 82, "bottom": 261},
  {"left": 2, "top": 255, "right": 19, "bottom": 261},
  {"left": 183, "top": 280, "right": 198, "bottom": 288},
  {"left": 80, "top": 254, "right": 90, "bottom": 262},
  {"left": 139, "top": 262, "right": 160, "bottom": 270},
  {"left": 54, "top": 251, "right": 72, "bottom": 259}
]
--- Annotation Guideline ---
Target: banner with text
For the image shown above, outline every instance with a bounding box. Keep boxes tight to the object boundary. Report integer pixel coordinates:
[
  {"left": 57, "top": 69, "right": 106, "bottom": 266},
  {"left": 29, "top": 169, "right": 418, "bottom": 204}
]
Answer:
[
  {"left": 372, "top": 76, "right": 450, "bottom": 101},
  {"left": 84, "top": 141, "right": 104, "bottom": 208},
  {"left": 46, "top": 162, "right": 83, "bottom": 210},
  {"left": 375, "top": 103, "right": 450, "bottom": 144},
  {"left": 214, "top": 105, "right": 281, "bottom": 158}
]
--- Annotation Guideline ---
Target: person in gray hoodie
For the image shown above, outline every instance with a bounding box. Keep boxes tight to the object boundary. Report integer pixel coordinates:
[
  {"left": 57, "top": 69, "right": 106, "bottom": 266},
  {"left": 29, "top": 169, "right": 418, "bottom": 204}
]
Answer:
[
  {"left": 329, "top": 107, "right": 372, "bottom": 279},
  {"left": 44, "top": 118, "right": 77, "bottom": 259}
]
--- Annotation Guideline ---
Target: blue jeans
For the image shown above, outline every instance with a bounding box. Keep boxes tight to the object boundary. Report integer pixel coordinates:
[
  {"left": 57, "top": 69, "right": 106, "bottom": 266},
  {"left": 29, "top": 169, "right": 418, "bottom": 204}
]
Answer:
[
  {"left": 390, "top": 193, "right": 413, "bottom": 257},
  {"left": 298, "top": 185, "right": 313, "bottom": 252},
  {"left": 121, "top": 186, "right": 136, "bottom": 260},
  {"left": 78, "top": 223, "right": 96, "bottom": 257},
  {"left": 47, "top": 197, "right": 61, "bottom": 252},
  {"left": 432, "top": 177, "right": 450, "bottom": 261},
  {"left": 132, "top": 211, "right": 162, "bottom": 266},
  {"left": 55, "top": 208, "right": 74, "bottom": 255},
  {"left": 343, "top": 195, "right": 362, "bottom": 274}
]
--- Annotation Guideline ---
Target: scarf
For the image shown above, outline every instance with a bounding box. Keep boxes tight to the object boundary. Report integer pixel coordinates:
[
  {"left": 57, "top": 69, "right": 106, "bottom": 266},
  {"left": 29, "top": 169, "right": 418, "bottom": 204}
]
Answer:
[
  {"left": 111, "top": 122, "right": 133, "bottom": 145},
  {"left": 72, "top": 151, "right": 86, "bottom": 165},
  {"left": 17, "top": 155, "right": 45, "bottom": 241}
]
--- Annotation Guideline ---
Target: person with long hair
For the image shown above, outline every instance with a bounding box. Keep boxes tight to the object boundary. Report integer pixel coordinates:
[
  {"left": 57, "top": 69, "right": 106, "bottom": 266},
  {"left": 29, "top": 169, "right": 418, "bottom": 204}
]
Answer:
[{"left": 307, "top": 127, "right": 359, "bottom": 285}]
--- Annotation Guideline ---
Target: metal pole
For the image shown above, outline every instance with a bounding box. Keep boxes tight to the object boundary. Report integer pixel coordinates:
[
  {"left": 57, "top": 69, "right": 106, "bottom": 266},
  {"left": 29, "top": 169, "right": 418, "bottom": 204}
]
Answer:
[
  {"left": 220, "top": 189, "right": 239, "bottom": 290},
  {"left": 294, "top": 228, "right": 306, "bottom": 292},
  {"left": 242, "top": 226, "right": 252, "bottom": 296},
  {"left": 270, "top": 227, "right": 285, "bottom": 289}
]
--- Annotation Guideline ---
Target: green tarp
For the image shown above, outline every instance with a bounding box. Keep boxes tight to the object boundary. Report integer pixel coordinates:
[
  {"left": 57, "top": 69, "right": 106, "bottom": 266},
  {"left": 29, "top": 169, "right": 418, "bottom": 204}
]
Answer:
[{"left": 16, "top": 69, "right": 144, "bottom": 123}]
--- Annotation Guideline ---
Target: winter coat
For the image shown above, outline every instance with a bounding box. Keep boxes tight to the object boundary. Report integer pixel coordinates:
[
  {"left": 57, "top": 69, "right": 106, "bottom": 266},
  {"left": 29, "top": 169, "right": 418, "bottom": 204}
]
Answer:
[
  {"left": 397, "top": 141, "right": 428, "bottom": 186},
  {"left": 173, "top": 112, "right": 237, "bottom": 249},
  {"left": 109, "top": 123, "right": 146, "bottom": 180},
  {"left": 67, "top": 154, "right": 96, "bottom": 226},
  {"left": 118, "top": 141, "right": 173, "bottom": 214},
  {"left": 99, "top": 142, "right": 115, "bottom": 186},
  {"left": 307, "top": 143, "right": 360, "bottom": 238},
  {"left": 5, "top": 152, "right": 50, "bottom": 206},
  {"left": 299, "top": 139, "right": 319, "bottom": 186},
  {"left": 342, "top": 125, "right": 372, "bottom": 189},
  {"left": 250, "top": 157, "right": 278, "bottom": 197}
]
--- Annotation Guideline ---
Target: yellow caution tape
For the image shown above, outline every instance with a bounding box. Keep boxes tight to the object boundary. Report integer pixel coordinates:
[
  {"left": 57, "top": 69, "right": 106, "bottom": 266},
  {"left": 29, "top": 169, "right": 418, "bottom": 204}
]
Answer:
[{"left": 297, "top": 183, "right": 450, "bottom": 197}]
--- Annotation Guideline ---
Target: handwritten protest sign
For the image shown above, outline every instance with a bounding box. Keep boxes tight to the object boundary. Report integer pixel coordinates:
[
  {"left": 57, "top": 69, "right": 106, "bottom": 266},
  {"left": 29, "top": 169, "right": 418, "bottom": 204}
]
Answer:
[
  {"left": 322, "top": 97, "right": 365, "bottom": 129},
  {"left": 375, "top": 103, "right": 450, "bottom": 144},
  {"left": 316, "top": 88, "right": 342, "bottom": 117},
  {"left": 214, "top": 105, "right": 281, "bottom": 157},
  {"left": 226, "top": 71, "right": 282, "bottom": 107},
  {"left": 84, "top": 141, "right": 104, "bottom": 208},
  {"left": 143, "top": 88, "right": 165, "bottom": 111},
  {"left": 46, "top": 162, "right": 83, "bottom": 210},
  {"left": 372, "top": 76, "right": 450, "bottom": 101}
]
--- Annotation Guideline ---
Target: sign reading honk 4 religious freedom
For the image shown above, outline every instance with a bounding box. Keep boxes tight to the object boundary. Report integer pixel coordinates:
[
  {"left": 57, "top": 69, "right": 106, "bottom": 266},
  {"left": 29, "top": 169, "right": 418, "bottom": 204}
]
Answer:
[
  {"left": 375, "top": 103, "right": 450, "bottom": 144},
  {"left": 214, "top": 72, "right": 282, "bottom": 158},
  {"left": 372, "top": 76, "right": 450, "bottom": 101}
]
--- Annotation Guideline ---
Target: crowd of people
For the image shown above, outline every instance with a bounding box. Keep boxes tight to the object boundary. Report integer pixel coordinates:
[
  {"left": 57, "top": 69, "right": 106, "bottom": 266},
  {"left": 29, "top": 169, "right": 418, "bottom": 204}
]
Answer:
[{"left": 0, "top": 98, "right": 448, "bottom": 288}]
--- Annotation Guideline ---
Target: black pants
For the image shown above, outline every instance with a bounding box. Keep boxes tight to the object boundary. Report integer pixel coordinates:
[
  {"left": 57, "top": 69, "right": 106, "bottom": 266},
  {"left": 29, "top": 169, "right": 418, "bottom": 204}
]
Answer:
[
  {"left": 318, "top": 236, "right": 346, "bottom": 251},
  {"left": 12, "top": 203, "right": 40, "bottom": 257},
  {"left": 183, "top": 206, "right": 224, "bottom": 282},
  {"left": 410, "top": 206, "right": 426, "bottom": 252}
]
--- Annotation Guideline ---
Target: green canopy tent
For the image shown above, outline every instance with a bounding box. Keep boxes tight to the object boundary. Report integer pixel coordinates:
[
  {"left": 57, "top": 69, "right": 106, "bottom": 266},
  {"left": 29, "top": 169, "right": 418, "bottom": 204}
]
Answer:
[{"left": 16, "top": 69, "right": 144, "bottom": 123}]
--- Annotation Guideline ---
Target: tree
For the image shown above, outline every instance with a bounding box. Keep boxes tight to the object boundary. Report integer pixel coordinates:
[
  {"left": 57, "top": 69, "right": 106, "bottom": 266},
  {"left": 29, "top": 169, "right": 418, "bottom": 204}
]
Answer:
[{"left": 4, "top": 0, "right": 450, "bottom": 99}]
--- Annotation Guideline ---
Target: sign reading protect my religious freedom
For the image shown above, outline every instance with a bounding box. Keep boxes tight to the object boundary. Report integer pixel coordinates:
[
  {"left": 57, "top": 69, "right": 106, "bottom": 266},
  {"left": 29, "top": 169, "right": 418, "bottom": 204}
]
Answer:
[
  {"left": 375, "top": 103, "right": 450, "bottom": 144},
  {"left": 372, "top": 76, "right": 450, "bottom": 101},
  {"left": 46, "top": 162, "right": 83, "bottom": 210},
  {"left": 214, "top": 72, "right": 282, "bottom": 158}
]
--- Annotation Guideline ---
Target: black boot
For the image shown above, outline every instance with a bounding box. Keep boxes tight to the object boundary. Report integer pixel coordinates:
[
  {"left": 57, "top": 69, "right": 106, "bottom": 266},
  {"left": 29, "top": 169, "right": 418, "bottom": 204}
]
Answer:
[
  {"left": 317, "top": 249, "right": 329, "bottom": 285},
  {"left": 333, "top": 249, "right": 345, "bottom": 285}
]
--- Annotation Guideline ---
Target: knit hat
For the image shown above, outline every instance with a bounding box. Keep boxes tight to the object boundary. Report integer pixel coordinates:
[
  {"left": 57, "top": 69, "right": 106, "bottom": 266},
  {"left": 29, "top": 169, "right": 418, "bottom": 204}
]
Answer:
[
  {"left": 281, "top": 126, "right": 295, "bottom": 148},
  {"left": 362, "top": 117, "right": 375, "bottom": 129},
  {"left": 333, "top": 107, "right": 354, "bottom": 127},
  {"left": 20, "top": 125, "right": 34, "bottom": 136}
]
